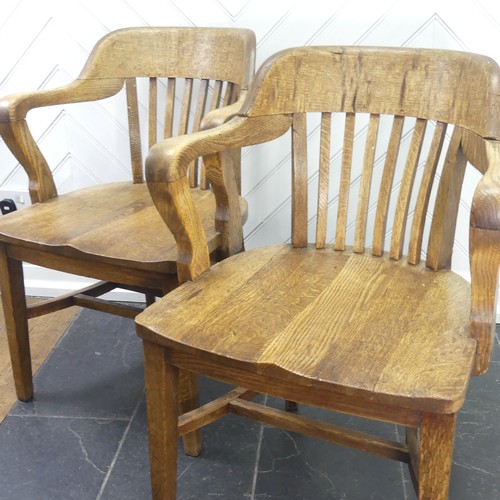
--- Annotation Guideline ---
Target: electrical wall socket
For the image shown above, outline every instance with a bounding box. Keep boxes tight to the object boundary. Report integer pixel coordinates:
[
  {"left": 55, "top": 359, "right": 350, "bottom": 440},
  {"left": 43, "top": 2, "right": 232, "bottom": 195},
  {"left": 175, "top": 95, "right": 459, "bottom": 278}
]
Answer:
[{"left": 0, "top": 190, "right": 31, "bottom": 209}]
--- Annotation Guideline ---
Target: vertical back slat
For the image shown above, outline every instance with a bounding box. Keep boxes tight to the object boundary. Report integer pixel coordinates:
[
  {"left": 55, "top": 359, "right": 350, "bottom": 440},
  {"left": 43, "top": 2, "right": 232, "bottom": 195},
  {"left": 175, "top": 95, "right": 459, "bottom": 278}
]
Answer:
[
  {"left": 148, "top": 77, "right": 158, "bottom": 149},
  {"left": 200, "top": 80, "right": 224, "bottom": 189},
  {"left": 292, "top": 113, "right": 308, "bottom": 248},
  {"left": 178, "top": 78, "right": 194, "bottom": 136},
  {"left": 389, "top": 118, "right": 427, "bottom": 260},
  {"left": 372, "top": 116, "right": 405, "bottom": 256},
  {"left": 334, "top": 113, "right": 356, "bottom": 251},
  {"left": 189, "top": 79, "right": 210, "bottom": 188},
  {"left": 223, "top": 82, "right": 235, "bottom": 105},
  {"left": 125, "top": 78, "right": 144, "bottom": 183},
  {"left": 426, "top": 127, "right": 467, "bottom": 271},
  {"left": 163, "top": 77, "right": 176, "bottom": 139},
  {"left": 407, "top": 121, "right": 447, "bottom": 265},
  {"left": 316, "top": 112, "right": 332, "bottom": 249},
  {"left": 209, "top": 80, "right": 224, "bottom": 111},
  {"left": 354, "top": 114, "right": 380, "bottom": 253}
]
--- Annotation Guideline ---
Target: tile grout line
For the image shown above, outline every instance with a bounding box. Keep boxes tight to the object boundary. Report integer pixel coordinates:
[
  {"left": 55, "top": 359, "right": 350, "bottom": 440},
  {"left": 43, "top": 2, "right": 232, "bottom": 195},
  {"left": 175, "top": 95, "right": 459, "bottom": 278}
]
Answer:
[
  {"left": 249, "top": 394, "right": 267, "bottom": 500},
  {"left": 95, "top": 391, "right": 144, "bottom": 500},
  {"left": 7, "top": 413, "right": 130, "bottom": 421}
]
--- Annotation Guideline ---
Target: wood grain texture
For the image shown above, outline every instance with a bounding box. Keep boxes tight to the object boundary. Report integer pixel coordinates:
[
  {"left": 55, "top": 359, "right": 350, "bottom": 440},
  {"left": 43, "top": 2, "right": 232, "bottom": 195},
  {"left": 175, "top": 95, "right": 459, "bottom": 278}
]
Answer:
[
  {"left": 0, "top": 244, "right": 33, "bottom": 400},
  {"left": 143, "top": 341, "right": 178, "bottom": 500},
  {"left": 136, "top": 46, "right": 500, "bottom": 499},
  {"left": 292, "top": 113, "right": 308, "bottom": 248},
  {"left": 468, "top": 139, "right": 500, "bottom": 374},
  {"left": 408, "top": 121, "right": 447, "bottom": 265},
  {"left": 418, "top": 412, "right": 456, "bottom": 499},
  {"left": 0, "top": 183, "right": 229, "bottom": 271},
  {"left": 177, "top": 78, "right": 193, "bottom": 137},
  {"left": 354, "top": 113, "right": 380, "bottom": 253},
  {"left": 389, "top": 118, "right": 426, "bottom": 261},
  {"left": 334, "top": 112, "right": 355, "bottom": 250},
  {"left": 125, "top": 78, "right": 144, "bottom": 183},
  {"left": 0, "top": 27, "right": 256, "bottom": 419},
  {"left": 229, "top": 398, "right": 410, "bottom": 462},
  {"left": 137, "top": 246, "right": 475, "bottom": 414},
  {"left": 242, "top": 46, "right": 500, "bottom": 139},
  {"left": 178, "top": 387, "right": 256, "bottom": 436},
  {"left": 188, "top": 79, "right": 209, "bottom": 188},
  {"left": 315, "top": 112, "right": 332, "bottom": 249},
  {"left": 426, "top": 128, "right": 467, "bottom": 271},
  {"left": 163, "top": 77, "right": 176, "bottom": 139},
  {"left": 372, "top": 115, "right": 404, "bottom": 256}
]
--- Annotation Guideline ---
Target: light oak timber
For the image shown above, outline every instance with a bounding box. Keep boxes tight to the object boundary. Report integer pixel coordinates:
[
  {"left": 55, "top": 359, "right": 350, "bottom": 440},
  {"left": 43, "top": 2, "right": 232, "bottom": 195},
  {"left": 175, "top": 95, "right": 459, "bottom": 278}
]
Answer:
[
  {"left": 229, "top": 398, "right": 410, "bottom": 463},
  {"left": 137, "top": 46, "right": 500, "bottom": 499},
  {"left": 0, "top": 27, "right": 256, "bottom": 459},
  {"left": 178, "top": 387, "right": 257, "bottom": 436}
]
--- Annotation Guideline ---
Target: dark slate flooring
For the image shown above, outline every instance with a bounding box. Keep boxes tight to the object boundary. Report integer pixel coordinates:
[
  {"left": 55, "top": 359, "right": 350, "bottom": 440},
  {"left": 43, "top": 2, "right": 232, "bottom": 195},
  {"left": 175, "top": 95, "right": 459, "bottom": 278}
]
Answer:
[{"left": 0, "top": 308, "right": 499, "bottom": 499}]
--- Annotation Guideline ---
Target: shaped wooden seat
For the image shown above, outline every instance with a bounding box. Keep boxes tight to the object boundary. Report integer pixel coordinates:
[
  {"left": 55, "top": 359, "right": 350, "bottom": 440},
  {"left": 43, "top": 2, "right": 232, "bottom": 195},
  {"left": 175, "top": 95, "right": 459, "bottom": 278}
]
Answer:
[
  {"left": 0, "top": 26, "right": 255, "bottom": 456},
  {"left": 136, "top": 46, "right": 500, "bottom": 498}
]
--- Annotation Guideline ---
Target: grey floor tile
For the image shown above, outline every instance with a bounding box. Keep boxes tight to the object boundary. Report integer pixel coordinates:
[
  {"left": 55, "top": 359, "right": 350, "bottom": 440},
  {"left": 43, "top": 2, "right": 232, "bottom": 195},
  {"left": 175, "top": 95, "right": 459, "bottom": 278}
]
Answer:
[
  {"left": 101, "top": 377, "right": 262, "bottom": 500},
  {"left": 1, "top": 312, "right": 499, "bottom": 499},
  {"left": 0, "top": 415, "right": 128, "bottom": 500},
  {"left": 10, "top": 309, "right": 144, "bottom": 420},
  {"left": 254, "top": 414, "right": 403, "bottom": 499}
]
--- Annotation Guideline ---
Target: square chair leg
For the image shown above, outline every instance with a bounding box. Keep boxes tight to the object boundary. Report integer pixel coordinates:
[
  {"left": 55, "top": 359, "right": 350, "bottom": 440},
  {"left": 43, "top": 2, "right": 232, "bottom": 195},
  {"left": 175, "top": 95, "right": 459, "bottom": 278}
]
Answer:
[
  {"left": 418, "top": 412, "right": 457, "bottom": 499},
  {"left": 0, "top": 245, "right": 33, "bottom": 401},
  {"left": 144, "top": 341, "right": 179, "bottom": 500}
]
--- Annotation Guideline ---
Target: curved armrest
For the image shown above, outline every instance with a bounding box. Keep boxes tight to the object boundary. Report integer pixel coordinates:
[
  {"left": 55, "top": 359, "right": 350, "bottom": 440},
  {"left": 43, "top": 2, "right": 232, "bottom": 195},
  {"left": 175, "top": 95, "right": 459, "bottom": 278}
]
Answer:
[
  {"left": 470, "top": 140, "right": 500, "bottom": 231},
  {"left": 468, "top": 138, "right": 500, "bottom": 375},
  {"left": 0, "top": 78, "right": 124, "bottom": 202},
  {"left": 198, "top": 91, "right": 248, "bottom": 193},
  {"left": 0, "top": 78, "right": 123, "bottom": 122},
  {"left": 146, "top": 114, "right": 291, "bottom": 282},
  {"left": 200, "top": 91, "right": 248, "bottom": 131}
]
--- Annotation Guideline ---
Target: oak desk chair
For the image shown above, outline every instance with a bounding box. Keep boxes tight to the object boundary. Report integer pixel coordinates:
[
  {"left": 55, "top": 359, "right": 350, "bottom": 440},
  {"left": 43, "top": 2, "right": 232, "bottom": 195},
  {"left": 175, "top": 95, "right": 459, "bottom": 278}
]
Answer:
[
  {"left": 136, "top": 46, "right": 500, "bottom": 499},
  {"left": 0, "top": 27, "right": 255, "bottom": 455}
]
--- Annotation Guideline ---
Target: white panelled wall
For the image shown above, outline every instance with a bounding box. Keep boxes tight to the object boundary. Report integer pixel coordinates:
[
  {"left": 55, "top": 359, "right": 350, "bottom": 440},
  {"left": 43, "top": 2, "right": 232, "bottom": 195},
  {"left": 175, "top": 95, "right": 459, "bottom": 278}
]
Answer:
[{"left": 0, "top": 0, "right": 499, "bottom": 306}]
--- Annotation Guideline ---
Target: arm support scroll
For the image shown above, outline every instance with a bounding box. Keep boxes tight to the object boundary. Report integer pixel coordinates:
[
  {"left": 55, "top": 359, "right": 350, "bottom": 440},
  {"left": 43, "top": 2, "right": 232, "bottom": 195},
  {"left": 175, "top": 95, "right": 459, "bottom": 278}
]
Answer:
[
  {"left": 146, "top": 114, "right": 292, "bottom": 282},
  {"left": 0, "top": 78, "right": 124, "bottom": 203},
  {"left": 469, "top": 139, "right": 500, "bottom": 375}
]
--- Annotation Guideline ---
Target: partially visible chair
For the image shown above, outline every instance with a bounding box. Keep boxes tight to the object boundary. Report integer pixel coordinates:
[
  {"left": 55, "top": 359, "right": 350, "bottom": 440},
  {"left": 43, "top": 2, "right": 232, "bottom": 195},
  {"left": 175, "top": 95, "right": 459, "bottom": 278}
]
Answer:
[
  {"left": 136, "top": 46, "right": 500, "bottom": 498},
  {"left": 0, "top": 26, "right": 255, "bottom": 456}
]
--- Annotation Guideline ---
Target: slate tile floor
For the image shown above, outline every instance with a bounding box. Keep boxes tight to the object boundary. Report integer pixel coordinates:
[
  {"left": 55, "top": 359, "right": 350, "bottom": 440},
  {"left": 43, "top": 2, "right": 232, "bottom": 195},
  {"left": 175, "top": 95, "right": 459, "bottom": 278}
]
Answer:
[{"left": 0, "top": 308, "right": 499, "bottom": 499}]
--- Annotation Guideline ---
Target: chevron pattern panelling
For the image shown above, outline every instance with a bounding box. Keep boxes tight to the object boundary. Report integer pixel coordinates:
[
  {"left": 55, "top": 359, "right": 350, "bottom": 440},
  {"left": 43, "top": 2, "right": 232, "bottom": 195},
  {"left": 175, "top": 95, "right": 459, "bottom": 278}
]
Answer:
[{"left": 0, "top": 0, "right": 499, "bottom": 297}]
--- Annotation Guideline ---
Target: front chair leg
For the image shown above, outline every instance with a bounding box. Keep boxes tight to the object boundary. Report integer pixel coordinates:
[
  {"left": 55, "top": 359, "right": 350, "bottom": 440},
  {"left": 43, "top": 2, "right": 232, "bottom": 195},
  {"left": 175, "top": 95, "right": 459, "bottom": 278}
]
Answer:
[
  {"left": 0, "top": 245, "right": 33, "bottom": 401},
  {"left": 143, "top": 341, "right": 179, "bottom": 500},
  {"left": 179, "top": 369, "right": 202, "bottom": 456},
  {"left": 418, "top": 412, "right": 456, "bottom": 500}
]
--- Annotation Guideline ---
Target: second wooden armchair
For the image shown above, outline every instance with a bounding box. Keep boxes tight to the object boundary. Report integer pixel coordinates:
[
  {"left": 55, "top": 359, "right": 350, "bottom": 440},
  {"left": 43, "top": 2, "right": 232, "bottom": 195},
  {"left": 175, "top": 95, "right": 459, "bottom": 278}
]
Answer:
[
  {"left": 137, "top": 46, "right": 500, "bottom": 499},
  {"left": 0, "top": 26, "right": 255, "bottom": 456}
]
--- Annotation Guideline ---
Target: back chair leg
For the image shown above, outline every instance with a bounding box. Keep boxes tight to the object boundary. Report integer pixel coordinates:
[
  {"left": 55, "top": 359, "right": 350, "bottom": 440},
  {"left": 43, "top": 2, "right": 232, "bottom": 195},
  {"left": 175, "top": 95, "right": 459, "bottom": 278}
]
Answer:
[
  {"left": 0, "top": 245, "right": 33, "bottom": 401},
  {"left": 145, "top": 293, "right": 156, "bottom": 306},
  {"left": 418, "top": 412, "right": 456, "bottom": 500},
  {"left": 144, "top": 341, "right": 179, "bottom": 500},
  {"left": 179, "top": 369, "right": 202, "bottom": 456}
]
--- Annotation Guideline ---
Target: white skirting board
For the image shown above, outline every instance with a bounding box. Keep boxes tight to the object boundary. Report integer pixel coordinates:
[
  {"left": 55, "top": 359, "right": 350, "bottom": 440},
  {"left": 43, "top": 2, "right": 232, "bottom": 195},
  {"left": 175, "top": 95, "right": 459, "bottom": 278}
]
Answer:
[
  {"left": 23, "top": 263, "right": 145, "bottom": 303},
  {"left": 21, "top": 264, "right": 500, "bottom": 322}
]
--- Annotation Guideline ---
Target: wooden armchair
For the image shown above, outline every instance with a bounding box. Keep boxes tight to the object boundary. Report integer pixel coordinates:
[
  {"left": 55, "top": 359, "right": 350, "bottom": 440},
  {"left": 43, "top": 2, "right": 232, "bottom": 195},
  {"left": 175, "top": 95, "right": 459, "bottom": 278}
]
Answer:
[
  {"left": 0, "top": 27, "right": 255, "bottom": 455},
  {"left": 136, "top": 46, "right": 500, "bottom": 499}
]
